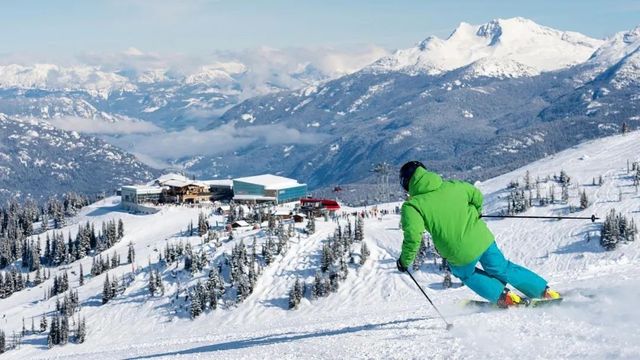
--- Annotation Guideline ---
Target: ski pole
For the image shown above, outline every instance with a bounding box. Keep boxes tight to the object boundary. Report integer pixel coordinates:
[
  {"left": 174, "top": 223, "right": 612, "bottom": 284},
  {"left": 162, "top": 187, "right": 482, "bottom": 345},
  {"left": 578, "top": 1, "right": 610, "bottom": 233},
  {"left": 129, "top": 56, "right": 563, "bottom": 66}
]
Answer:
[
  {"left": 480, "top": 214, "right": 599, "bottom": 222},
  {"left": 406, "top": 270, "right": 453, "bottom": 330}
]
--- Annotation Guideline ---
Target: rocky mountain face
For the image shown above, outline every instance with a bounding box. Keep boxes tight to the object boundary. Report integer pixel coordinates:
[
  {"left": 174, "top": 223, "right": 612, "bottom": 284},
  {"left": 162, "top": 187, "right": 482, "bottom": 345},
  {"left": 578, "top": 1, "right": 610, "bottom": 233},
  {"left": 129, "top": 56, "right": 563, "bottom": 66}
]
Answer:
[{"left": 0, "top": 114, "right": 156, "bottom": 202}]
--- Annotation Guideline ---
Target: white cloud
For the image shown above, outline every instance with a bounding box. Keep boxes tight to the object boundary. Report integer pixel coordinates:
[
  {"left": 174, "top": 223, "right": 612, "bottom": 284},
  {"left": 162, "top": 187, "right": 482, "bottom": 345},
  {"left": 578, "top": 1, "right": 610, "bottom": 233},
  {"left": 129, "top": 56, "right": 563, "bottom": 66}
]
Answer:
[
  {"left": 47, "top": 116, "right": 162, "bottom": 135},
  {"left": 109, "top": 122, "right": 328, "bottom": 162}
]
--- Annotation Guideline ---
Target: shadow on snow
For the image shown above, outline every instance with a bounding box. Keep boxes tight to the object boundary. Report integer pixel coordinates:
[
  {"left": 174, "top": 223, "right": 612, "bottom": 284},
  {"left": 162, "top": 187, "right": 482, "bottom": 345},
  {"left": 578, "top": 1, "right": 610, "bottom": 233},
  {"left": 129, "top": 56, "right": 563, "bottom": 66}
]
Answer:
[{"left": 125, "top": 317, "right": 434, "bottom": 359}]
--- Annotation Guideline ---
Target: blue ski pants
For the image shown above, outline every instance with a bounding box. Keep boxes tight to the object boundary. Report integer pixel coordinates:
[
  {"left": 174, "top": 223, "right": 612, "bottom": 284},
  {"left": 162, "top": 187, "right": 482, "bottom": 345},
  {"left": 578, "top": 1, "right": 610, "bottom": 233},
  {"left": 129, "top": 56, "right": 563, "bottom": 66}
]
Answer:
[{"left": 449, "top": 242, "right": 547, "bottom": 303}]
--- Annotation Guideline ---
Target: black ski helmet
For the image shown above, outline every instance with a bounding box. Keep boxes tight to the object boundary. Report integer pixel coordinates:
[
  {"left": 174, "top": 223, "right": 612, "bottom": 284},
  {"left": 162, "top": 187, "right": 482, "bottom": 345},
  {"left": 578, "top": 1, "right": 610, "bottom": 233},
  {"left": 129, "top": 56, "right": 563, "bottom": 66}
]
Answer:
[{"left": 399, "top": 160, "right": 426, "bottom": 192}]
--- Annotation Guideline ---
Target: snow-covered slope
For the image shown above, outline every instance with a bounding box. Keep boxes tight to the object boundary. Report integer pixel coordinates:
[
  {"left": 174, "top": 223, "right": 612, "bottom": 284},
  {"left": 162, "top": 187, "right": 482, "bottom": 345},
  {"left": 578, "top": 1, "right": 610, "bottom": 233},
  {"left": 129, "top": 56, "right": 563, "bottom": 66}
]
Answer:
[
  {"left": 2, "top": 131, "right": 640, "bottom": 359},
  {"left": 367, "top": 17, "right": 603, "bottom": 78}
]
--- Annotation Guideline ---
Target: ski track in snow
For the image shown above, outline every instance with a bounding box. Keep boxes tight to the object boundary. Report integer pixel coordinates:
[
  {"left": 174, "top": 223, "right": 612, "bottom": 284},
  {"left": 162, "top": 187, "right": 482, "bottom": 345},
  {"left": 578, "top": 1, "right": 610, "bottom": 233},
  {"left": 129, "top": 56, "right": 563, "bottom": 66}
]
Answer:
[{"left": 4, "top": 132, "right": 640, "bottom": 359}]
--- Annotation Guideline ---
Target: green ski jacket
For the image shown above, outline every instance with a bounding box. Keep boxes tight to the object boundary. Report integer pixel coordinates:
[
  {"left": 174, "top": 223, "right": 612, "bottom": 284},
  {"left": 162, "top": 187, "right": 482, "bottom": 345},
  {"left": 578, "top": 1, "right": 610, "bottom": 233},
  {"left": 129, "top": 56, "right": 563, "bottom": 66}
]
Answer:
[{"left": 399, "top": 167, "right": 494, "bottom": 267}]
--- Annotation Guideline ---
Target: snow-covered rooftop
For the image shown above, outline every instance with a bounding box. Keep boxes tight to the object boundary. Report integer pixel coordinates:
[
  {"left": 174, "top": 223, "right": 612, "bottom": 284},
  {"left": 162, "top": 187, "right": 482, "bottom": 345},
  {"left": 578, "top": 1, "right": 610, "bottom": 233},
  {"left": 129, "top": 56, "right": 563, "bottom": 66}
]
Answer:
[
  {"left": 121, "top": 185, "right": 163, "bottom": 195},
  {"left": 234, "top": 174, "right": 304, "bottom": 190},
  {"left": 155, "top": 173, "right": 189, "bottom": 183},
  {"left": 201, "top": 179, "right": 233, "bottom": 187},
  {"left": 231, "top": 220, "right": 251, "bottom": 227}
]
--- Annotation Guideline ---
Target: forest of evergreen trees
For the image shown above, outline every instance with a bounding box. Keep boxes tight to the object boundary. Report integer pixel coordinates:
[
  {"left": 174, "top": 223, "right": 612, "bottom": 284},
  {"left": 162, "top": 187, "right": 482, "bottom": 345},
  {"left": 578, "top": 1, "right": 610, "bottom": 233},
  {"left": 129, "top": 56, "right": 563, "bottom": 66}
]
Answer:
[
  {"left": 288, "top": 216, "right": 368, "bottom": 309},
  {"left": 0, "top": 217, "right": 125, "bottom": 302},
  {"left": 0, "top": 193, "right": 91, "bottom": 270}
]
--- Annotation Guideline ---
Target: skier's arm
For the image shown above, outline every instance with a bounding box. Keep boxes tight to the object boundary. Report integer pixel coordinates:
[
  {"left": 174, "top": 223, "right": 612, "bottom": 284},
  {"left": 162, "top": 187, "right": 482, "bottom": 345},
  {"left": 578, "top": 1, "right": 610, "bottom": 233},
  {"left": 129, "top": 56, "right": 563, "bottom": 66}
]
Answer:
[
  {"left": 458, "top": 181, "right": 484, "bottom": 214},
  {"left": 399, "top": 203, "right": 425, "bottom": 267}
]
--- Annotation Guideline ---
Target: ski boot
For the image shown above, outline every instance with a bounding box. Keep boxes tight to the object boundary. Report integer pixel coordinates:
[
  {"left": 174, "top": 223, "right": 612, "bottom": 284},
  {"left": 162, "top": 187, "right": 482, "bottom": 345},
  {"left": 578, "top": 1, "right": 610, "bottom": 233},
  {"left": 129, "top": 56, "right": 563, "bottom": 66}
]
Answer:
[
  {"left": 497, "top": 288, "right": 523, "bottom": 308},
  {"left": 542, "top": 286, "right": 561, "bottom": 300}
]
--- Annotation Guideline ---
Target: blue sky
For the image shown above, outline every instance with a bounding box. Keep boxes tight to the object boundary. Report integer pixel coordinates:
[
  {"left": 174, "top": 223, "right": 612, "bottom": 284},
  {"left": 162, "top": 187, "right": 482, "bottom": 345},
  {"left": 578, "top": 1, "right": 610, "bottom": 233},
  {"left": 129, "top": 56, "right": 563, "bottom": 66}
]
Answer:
[{"left": 1, "top": 0, "right": 638, "bottom": 58}]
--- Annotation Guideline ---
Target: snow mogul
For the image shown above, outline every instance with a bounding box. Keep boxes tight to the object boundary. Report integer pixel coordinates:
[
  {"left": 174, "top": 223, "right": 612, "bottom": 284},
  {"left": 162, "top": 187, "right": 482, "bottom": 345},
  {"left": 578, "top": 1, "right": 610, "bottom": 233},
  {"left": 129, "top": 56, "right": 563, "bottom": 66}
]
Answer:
[{"left": 396, "top": 161, "right": 561, "bottom": 307}]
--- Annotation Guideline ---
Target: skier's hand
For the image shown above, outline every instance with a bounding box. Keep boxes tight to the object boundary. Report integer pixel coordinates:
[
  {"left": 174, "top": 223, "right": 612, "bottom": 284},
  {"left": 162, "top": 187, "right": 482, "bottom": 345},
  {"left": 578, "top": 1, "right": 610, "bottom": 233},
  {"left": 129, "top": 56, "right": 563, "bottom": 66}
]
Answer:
[{"left": 396, "top": 259, "right": 408, "bottom": 273}]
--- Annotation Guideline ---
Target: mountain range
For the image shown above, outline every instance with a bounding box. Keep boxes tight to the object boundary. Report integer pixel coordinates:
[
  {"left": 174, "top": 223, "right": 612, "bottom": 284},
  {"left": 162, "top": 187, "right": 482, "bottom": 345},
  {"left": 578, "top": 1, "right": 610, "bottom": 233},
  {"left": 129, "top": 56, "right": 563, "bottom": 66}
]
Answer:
[
  {"left": 1, "top": 17, "right": 640, "bottom": 200},
  {"left": 190, "top": 18, "right": 640, "bottom": 191}
]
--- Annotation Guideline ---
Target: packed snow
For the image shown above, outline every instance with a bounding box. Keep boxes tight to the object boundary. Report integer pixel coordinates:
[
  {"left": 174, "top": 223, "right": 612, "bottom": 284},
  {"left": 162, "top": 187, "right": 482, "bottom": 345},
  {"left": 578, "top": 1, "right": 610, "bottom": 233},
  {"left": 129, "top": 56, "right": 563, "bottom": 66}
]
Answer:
[{"left": 3, "top": 132, "right": 640, "bottom": 359}]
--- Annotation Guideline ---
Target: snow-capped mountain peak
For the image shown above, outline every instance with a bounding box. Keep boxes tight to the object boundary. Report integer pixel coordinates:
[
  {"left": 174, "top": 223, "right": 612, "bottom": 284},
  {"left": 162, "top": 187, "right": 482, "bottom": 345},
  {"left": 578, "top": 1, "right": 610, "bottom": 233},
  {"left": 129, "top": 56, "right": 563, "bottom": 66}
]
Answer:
[
  {"left": 588, "top": 26, "right": 640, "bottom": 68},
  {"left": 0, "top": 64, "right": 136, "bottom": 99},
  {"left": 366, "top": 17, "right": 603, "bottom": 78},
  {"left": 184, "top": 62, "right": 248, "bottom": 85}
]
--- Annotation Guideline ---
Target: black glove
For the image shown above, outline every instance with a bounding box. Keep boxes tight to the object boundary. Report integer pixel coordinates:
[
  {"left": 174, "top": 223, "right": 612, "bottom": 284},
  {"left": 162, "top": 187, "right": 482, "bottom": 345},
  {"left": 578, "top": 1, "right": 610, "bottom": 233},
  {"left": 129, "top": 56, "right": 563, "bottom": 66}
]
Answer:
[{"left": 396, "top": 259, "right": 408, "bottom": 273}]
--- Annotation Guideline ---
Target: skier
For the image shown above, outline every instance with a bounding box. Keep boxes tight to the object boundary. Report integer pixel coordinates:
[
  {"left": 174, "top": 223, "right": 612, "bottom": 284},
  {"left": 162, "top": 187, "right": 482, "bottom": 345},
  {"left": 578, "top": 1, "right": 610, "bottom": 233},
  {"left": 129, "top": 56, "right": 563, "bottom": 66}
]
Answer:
[{"left": 396, "top": 161, "right": 560, "bottom": 307}]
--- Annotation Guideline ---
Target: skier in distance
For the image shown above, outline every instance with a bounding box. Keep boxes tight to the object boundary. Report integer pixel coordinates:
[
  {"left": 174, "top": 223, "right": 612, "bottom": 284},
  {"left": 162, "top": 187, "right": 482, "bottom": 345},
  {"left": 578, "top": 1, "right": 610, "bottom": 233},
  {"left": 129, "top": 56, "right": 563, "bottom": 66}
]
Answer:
[{"left": 396, "top": 161, "right": 560, "bottom": 307}]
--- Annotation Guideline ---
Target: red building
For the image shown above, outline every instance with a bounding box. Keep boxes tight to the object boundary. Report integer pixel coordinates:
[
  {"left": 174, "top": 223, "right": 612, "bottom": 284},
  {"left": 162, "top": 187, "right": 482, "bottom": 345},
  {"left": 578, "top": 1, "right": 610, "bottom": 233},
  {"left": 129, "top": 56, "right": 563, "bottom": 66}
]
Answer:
[{"left": 300, "top": 198, "right": 341, "bottom": 217}]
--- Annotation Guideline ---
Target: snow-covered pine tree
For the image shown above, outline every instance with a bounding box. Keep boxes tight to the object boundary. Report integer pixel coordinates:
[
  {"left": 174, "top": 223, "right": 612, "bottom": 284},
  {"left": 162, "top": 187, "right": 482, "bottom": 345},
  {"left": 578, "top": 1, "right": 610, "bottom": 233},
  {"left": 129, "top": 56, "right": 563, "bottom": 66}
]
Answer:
[
  {"left": 312, "top": 271, "right": 323, "bottom": 299},
  {"left": 111, "top": 250, "right": 119, "bottom": 268},
  {"left": 198, "top": 213, "right": 208, "bottom": 237},
  {"left": 48, "top": 316, "right": 60, "bottom": 347},
  {"left": 76, "top": 317, "right": 86, "bottom": 344},
  {"left": 60, "top": 316, "right": 69, "bottom": 345},
  {"left": 580, "top": 189, "right": 589, "bottom": 209},
  {"left": 148, "top": 271, "right": 156, "bottom": 296},
  {"left": 321, "top": 244, "right": 332, "bottom": 273},
  {"left": 524, "top": 170, "right": 531, "bottom": 190},
  {"left": 0, "top": 330, "right": 4, "bottom": 353},
  {"left": 78, "top": 264, "right": 84, "bottom": 287},
  {"left": 339, "top": 256, "right": 348, "bottom": 280},
  {"left": 102, "top": 273, "right": 111, "bottom": 304},
  {"left": 560, "top": 184, "right": 568, "bottom": 203},
  {"left": 262, "top": 238, "right": 273, "bottom": 265},
  {"left": 155, "top": 270, "right": 164, "bottom": 296},
  {"left": 601, "top": 210, "right": 617, "bottom": 250},
  {"left": 117, "top": 218, "right": 124, "bottom": 240},
  {"left": 127, "top": 242, "right": 135, "bottom": 264},
  {"left": 360, "top": 241, "right": 370, "bottom": 265},
  {"left": 288, "top": 283, "right": 299, "bottom": 309},
  {"left": 354, "top": 218, "right": 364, "bottom": 242},
  {"left": 443, "top": 272, "right": 452, "bottom": 289},
  {"left": 236, "top": 275, "right": 251, "bottom": 302},
  {"left": 190, "top": 290, "right": 202, "bottom": 319},
  {"left": 558, "top": 170, "right": 571, "bottom": 186},
  {"left": 328, "top": 271, "right": 339, "bottom": 293},
  {"left": 40, "top": 314, "right": 47, "bottom": 332},
  {"left": 306, "top": 217, "right": 316, "bottom": 234}
]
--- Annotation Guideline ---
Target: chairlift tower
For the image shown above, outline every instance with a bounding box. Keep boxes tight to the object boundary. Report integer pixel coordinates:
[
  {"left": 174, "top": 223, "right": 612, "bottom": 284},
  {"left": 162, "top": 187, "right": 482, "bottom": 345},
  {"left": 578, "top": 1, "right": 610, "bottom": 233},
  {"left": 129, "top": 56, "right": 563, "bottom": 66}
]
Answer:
[{"left": 371, "top": 162, "right": 392, "bottom": 203}]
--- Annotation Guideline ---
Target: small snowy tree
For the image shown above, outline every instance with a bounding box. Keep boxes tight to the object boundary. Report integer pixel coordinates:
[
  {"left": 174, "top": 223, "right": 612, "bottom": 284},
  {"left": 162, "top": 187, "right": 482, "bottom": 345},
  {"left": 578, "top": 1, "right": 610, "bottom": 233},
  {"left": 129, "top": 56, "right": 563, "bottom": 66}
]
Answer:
[
  {"left": 443, "top": 272, "right": 452, "bottom": 289},
  {"left": 127, "top": 242, "right": 135, "bottom": 264},
  {"left": 360, "top": 241, "right": 370, "bottom": 265},
  {"left": 76, "top": 317, "right": 86, "bottom": 344},
  {"left": 579, "top": 190, "right": 589, "bottom": 209},
  {"left": 148, "top": 271, "right": 156, "bottom": 296},
  {"left": 190, "top": 292, "right": 202, "bottom": 319},
  {"left": 288, "top": 278, "right": 304, "bottom": 309},
  {"left": 102, "top": 273, "right": 112, "bottom": 304}
]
